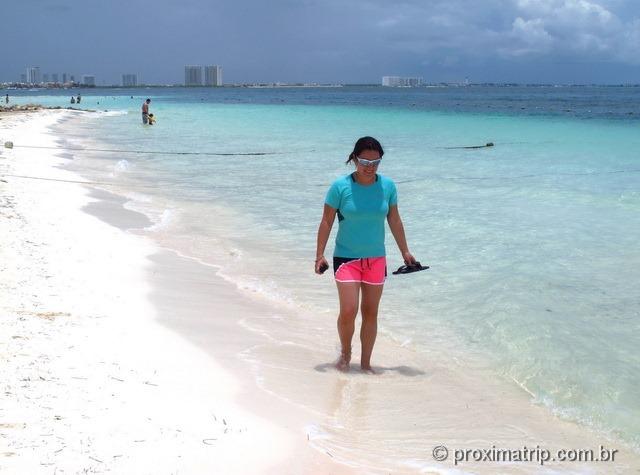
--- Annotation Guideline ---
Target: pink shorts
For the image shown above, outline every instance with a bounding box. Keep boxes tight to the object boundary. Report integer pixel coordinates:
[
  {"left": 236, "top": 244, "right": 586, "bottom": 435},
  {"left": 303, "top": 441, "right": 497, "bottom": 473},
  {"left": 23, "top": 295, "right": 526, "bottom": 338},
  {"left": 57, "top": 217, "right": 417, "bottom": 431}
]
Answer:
[{"left": 333, "top": 257, "right": 387, "bottom": 285}]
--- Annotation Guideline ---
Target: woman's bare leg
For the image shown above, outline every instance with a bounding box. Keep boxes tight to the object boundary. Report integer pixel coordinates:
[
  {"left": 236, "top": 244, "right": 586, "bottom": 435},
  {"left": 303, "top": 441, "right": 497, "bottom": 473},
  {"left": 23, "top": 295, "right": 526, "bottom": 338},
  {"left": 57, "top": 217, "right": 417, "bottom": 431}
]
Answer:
[
  {"left": 360, "top": 283, "right": 384, "bottom": 372},
  {"left": 335, "top": 281, "right": 360, "bottom": 371}
]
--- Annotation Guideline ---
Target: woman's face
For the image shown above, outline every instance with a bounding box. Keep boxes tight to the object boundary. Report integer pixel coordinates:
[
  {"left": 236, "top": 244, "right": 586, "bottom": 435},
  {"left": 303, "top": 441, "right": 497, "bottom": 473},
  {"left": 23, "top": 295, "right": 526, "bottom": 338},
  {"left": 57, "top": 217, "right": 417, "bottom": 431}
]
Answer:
[{"left": 355, "top": 149, "right": 381, "bottom": 179}]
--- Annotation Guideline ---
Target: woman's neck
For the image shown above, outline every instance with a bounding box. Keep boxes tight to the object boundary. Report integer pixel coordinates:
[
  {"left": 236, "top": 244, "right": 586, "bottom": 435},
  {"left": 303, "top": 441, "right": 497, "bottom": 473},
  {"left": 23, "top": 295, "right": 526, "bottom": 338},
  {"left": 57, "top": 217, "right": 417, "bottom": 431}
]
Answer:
[{"left": 353, "top": 171, "right": 376, "bottom": 185}]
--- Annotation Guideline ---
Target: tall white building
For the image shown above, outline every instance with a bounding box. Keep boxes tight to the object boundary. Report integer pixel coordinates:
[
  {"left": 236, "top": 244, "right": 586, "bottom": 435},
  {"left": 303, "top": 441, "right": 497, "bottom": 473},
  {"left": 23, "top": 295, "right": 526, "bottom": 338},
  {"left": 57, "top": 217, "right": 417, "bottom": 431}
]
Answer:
[
  {"left": 382, "top": 76, "right": 423, "bottom": 87},
  {"left": 62, "top": 73, "right": 68, "bottom": 83},
  {"left": 26, "top": 67, "right": 41, "bottom": 84},
  {"left": 81, "top": 75, "right": 96, "bottom": 86},
  {"left": 204, "top": 65, "right": 223, "bottom": 86},
  {"left": 122, "top": 74, "right": 138, "bottom": 87},
  {"left": 52, "top": 73, "right": 59, "bottom": 83},
  {"left": 184, "top": 65, "right": 203, "bottom": 86}
]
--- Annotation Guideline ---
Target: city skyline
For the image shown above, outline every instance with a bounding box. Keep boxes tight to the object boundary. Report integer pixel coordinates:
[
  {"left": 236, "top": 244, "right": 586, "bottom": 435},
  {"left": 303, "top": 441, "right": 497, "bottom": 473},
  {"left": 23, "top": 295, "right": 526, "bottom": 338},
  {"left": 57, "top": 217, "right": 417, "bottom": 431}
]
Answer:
[{"left": 11, "top": 65, "right": 227, "bottom": 87}]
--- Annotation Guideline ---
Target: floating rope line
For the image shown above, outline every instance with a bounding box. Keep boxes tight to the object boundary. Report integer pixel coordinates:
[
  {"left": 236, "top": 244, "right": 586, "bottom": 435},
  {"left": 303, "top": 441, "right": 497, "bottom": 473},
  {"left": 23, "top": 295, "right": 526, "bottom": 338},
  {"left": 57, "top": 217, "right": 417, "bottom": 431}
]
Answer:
[
  {"left": 0, "top": 173, "right": 315, "bottom": 189},
  {"left": 4, "top": 140, "right": 503, "bottom": 156},
  {"left": 0, "top": 174, "right": 150, "bottom": 187},
  {"left": 442, "top": 142, "right": 494, "bottom": 149},
  {"left": 4, "top": 140, "right": 503, "bottom": 155},
  {"left": 3, "top": 142, "right": 310, "bottom": 157}
]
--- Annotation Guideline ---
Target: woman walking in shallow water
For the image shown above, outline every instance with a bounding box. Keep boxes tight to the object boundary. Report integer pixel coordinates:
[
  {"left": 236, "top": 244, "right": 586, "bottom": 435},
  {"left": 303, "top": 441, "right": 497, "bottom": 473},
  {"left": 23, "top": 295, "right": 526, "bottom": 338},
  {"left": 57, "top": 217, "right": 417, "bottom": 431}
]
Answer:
[{"left": 315, "top": 136, "right": 416, "bottom": 373}]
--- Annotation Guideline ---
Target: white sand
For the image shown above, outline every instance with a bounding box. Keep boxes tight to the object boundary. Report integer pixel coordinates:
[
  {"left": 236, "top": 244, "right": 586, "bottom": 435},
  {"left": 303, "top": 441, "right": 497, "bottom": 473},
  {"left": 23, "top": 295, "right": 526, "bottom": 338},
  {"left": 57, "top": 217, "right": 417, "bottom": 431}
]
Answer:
[{"left": 0, "top": 110, "right": 343, "bottom": 474}]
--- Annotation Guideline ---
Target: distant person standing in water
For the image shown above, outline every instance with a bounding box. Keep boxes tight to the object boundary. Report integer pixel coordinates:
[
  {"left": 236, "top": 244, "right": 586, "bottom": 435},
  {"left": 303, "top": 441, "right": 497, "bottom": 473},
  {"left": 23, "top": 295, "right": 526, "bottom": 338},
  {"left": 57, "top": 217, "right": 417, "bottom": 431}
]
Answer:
[
  {"left": 142, "top": 98, "right": 151, "bottom": 124},
  {"left": 70, "top": 96, "right": 76, "bottom": 104},
  {"left": 315, "top": 136, "right": 418, "bottom": 373},
  {"left": 76, "top": 94, "right": 81, "bottom": 104},
  {"left": 5, "top": 94, "right": 8, "bottom": 104}
]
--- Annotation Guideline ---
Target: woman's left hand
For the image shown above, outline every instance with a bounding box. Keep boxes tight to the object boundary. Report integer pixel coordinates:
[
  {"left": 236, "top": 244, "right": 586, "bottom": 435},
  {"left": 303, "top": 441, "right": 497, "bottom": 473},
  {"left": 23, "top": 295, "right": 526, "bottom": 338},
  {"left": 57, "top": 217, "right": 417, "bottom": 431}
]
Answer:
[{"left": 402, "top": 250, "right": 417, "bottom": 265}]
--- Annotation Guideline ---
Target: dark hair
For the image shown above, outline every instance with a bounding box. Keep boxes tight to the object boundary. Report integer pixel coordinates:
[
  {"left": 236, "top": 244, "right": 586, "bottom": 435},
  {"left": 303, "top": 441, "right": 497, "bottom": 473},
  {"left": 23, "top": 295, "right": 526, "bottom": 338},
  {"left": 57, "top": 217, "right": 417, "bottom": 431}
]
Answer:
[
  {"left": 346, "top": 136, "right": 384, "bottom": 165},
  {"left": 146, "top": 98, "right": 151, "bottom": 102}
]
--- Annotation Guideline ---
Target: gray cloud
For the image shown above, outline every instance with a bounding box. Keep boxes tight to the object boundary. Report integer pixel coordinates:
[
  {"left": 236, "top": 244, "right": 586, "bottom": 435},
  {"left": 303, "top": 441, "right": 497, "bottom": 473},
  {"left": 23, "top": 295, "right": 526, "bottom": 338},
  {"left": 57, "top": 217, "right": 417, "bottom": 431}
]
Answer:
[{"left": 1, "top": 0, "right": 639, "bottom": 84}]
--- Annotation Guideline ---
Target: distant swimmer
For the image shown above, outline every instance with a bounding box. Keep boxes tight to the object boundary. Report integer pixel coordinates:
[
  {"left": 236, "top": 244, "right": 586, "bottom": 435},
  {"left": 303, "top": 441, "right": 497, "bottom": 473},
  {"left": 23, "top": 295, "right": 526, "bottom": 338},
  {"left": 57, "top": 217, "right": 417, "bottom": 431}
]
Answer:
[
  {"left": 142, "top": 98, "right": 151, "bottom": 124},
  {"left": 70, "top": 96, "right": 76, "bottom": 104}
]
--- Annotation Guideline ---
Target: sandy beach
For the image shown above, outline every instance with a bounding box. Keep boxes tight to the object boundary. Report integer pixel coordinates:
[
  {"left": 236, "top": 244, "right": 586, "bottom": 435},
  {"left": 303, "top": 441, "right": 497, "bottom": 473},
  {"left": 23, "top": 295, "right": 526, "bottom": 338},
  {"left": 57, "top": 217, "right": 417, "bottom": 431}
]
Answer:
[
  {"left": 0, "top": 110, "right": 345, "bottom": 474},
  {"left": 2, "top": 109, "right": 639, "bottom": 474}
]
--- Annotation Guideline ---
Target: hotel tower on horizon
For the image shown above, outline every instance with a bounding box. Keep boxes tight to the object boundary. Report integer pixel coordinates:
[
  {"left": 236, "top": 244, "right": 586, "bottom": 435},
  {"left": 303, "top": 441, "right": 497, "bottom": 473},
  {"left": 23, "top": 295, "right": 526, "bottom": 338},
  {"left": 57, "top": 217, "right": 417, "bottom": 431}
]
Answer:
[{"left": 184, "top": 65, "right": 223, "bottom": 86}]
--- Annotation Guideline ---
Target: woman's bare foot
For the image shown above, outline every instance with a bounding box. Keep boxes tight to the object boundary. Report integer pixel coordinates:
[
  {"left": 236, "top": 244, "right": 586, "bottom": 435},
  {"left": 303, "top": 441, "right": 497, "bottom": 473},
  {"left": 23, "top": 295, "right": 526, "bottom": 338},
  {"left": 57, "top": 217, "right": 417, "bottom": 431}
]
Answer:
[
  {"left": 335, "top": 351, "right": 351, "bottom": 372},
  {"left": 360, "top": 365, "right": 377, "bottom": 375}
]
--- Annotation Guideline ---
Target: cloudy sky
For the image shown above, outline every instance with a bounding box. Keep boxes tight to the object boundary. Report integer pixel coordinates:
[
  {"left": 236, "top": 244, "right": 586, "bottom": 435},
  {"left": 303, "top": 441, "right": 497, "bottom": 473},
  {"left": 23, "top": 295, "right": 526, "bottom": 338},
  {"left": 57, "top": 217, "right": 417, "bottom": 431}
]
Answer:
[{"left": 2, "top": 0, "right": 639, "bottom": 84}]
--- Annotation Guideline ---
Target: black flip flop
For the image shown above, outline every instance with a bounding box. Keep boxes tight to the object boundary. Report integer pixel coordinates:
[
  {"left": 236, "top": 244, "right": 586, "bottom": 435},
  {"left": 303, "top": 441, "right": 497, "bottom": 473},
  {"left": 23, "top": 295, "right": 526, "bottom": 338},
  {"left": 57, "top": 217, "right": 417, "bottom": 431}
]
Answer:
[{"left": 392, "top": 261, "right": 429, "bottom": 275}]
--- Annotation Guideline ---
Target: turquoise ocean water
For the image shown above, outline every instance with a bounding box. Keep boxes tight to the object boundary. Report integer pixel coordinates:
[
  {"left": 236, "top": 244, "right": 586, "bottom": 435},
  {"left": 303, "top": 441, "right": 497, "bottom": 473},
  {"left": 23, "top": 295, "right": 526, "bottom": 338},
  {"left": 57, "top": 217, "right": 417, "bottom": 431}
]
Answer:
[{"left": 5, "top": 86, "right": 640, "bottom": 454}]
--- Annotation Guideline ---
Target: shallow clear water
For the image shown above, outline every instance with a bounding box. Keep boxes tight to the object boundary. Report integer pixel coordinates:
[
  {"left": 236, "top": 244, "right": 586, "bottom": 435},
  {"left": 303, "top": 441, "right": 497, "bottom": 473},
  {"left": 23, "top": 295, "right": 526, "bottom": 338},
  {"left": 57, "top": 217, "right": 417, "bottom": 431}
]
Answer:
[{"left": 7, "top": 86, "right": 640, "bottom": 452}]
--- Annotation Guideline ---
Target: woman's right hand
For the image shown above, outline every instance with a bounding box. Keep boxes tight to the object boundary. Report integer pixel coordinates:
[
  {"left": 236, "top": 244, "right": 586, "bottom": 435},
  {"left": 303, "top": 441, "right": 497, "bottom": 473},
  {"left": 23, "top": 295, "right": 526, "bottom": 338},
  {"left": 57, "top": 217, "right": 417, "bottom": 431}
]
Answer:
[{"left": 315, "top": 256, "right": 329, "bottom": 274}]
